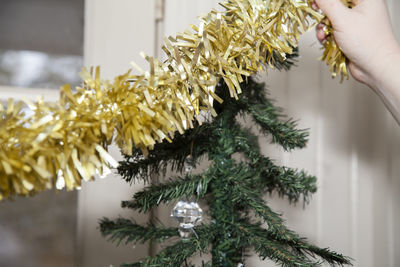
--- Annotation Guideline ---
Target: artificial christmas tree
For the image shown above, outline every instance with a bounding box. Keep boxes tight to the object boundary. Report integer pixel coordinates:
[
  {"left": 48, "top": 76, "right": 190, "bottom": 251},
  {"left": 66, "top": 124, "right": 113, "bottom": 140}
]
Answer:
[{"left": 100, "top": 52, "right": 352, "bottom": 266}]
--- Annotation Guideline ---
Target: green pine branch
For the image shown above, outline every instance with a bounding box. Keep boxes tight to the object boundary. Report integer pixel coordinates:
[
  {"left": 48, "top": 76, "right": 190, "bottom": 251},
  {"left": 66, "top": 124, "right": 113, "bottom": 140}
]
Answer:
[
  {"left": 233, "top": 221, "right": 351, "bottom": 266},
  {"left": 243, "top": 223, "right": 352, "bottom": 266},
  {"left": 248, "top": 104, "right": 309, "bottom": 150},
  {"left": 245, "top": 231, "right": 316, "bottom": 266},
  {"left": 121, "top": 173, "right": 212, "bottom": 212},
  {"left": 122, "top": 225, "right": 213, "bottom": 267},
  {"left": 229, "top": 183, "right": 291, "bottom": 236},
  {"left": 215, "top": 76, "right": 308, "bottom": 151},
  {"left": 271, "top": 47, "right": 299, "bottom": 71},
  {"left": 122, "top": 241, "right": 199, "bottom": 267},
  {"left": 118, "top": 123, "right": 214, "bottom": 184},
  {"left": 231, "top": 124, "right": 317, "bottom": 203},
  {"left": 99, "top": 218, "right": 178, "bottom": 245},
  {"left": 253, "top": 156, "right": 317, "bottom": 203},
  {"left": 232, "top": 131, "right": 317, "bottom": 203}
]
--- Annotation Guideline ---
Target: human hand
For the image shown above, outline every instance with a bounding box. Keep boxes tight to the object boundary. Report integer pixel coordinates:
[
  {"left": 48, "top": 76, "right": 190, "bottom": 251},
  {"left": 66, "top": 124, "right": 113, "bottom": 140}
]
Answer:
[{"left": 313, "top": 0, "right": 400, "bottom": 91}]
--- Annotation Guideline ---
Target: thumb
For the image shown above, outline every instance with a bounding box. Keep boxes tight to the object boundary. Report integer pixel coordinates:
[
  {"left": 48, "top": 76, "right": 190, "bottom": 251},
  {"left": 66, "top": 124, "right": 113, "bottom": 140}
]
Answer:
[{"left": 315, "top": 0, "right": 350, "bottom": 24}]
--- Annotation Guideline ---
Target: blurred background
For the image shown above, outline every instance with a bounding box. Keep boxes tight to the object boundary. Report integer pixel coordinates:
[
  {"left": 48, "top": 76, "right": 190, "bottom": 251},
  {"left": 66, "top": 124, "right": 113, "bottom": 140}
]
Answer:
[
  {"left": 0, "top": 0, "right": 400, "bottom": 267},
  {"left": 0, "top": 0, "right": 83, "bottom": 267}
]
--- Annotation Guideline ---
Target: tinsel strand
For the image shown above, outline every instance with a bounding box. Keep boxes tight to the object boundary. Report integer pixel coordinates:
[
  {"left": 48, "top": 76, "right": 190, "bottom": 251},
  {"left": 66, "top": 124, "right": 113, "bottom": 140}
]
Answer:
[
  {"left": 0, "top": 0, "right": 348, "bottom": 199},
  {"left": 321, "top": 0, "right": 354, "bottom": 82}
]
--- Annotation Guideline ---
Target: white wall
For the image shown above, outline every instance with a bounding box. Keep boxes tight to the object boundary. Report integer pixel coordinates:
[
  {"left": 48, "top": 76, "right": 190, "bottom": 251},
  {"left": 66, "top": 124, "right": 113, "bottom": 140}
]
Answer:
[{"left": 78, "top": 0, "right": 400, "bottom": 266}]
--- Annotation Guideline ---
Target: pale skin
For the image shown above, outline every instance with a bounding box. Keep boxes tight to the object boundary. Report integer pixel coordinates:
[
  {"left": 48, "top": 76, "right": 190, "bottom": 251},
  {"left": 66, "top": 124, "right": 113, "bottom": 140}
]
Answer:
[{"left": 313, "top": 0, "right": 400, "bottom": 125}]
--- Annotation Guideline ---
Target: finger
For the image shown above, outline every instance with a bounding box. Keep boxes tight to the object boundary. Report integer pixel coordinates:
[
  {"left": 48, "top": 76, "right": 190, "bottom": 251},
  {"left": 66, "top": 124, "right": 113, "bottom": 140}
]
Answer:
[
  {"left": 316, "top": 27, "right": 327, "bottom": 43},
  {"left": 314, "top": 0, "right": 350, "bottom": 23},
  {"left": 311, "top": 1, "right": 319, "bottom": 11},
  {"left": 316, "top": 23, "right": 325, "bottom": 30}
]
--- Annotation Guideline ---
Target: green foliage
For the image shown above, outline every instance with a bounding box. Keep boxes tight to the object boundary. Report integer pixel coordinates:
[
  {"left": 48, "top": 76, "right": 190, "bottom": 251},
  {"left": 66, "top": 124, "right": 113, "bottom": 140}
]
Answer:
[
  {"left": 101, "top": 59, "right": 351, "bottom": 266},
  {"left": 100, "top": 218, "right": 178, "bottom": 245},
  {"left": 121, "top": 173, "right": 211, "bottom": 212},
  {"left": 121, "top": 226, "right": 214, "bottom": 267}
]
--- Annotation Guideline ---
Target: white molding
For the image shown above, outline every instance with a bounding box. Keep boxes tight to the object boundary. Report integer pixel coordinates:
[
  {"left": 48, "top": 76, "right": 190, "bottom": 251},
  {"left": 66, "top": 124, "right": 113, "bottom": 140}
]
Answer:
[{"left": 0, "top": 86, "right": 59, "bottom": 102}]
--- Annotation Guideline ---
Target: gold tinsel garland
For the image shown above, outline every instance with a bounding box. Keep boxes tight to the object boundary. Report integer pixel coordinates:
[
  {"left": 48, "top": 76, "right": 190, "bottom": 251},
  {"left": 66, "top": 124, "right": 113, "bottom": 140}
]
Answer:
[
  {"left": 321, "top": 0, "right": 354, "bottom": 82},
  {"left": 0, "top": 0, "right": 349, "bottom": 199}
]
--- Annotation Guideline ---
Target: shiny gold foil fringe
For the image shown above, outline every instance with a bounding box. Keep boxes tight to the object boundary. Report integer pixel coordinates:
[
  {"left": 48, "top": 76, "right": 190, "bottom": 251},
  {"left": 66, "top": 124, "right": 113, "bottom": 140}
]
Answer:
[
  {"left": 321, "top": 0, "right": 354, "bottom": 82},
  {"left": 0, "top": 0, "right": 348, "bottom": 199}
]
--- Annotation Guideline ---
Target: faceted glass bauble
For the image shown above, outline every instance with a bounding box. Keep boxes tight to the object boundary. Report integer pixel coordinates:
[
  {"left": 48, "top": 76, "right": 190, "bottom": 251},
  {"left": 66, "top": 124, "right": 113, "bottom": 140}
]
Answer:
[
  {"left": 171, "top": 200, "right": 202, "bottom": 226},
  {"left": 171, "top": 200, "right": 203, "bottom": 239}
]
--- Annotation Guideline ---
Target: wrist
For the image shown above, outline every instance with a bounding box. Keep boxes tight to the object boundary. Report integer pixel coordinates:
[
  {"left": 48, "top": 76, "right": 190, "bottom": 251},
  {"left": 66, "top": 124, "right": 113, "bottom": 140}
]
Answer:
[{"left": 369, "top": 41, "right": 400, "bottom": 93}]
